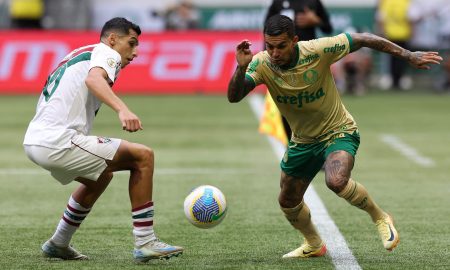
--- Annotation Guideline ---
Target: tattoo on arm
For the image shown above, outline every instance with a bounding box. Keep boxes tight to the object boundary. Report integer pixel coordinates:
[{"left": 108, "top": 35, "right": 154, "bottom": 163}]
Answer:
[
  {"left": 352, "top": 32, "right": 411, "bottom": 62},
  {"left": 227, "top": 66, "right": 254, "bottom": 103}
]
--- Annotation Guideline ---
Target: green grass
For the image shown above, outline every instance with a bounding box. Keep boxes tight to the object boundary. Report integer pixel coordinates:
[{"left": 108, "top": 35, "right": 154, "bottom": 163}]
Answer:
[{"left": 0, "top": 92, "right": 449, "bottom": 269}]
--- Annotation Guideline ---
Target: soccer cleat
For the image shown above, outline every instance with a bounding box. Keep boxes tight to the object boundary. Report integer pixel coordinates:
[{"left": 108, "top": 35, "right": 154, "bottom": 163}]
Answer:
[
  {"left": 376, "top": 213, "right": 400, "bottom": 251},
  {"left": 282, "top": 241, "right": 327, "bottom": 258},
  {"left": 41, "top": 240, "right": 88, "bottom": 260},
  {"left": 133, "top": 239, "right": 183, "bottom": 262}
]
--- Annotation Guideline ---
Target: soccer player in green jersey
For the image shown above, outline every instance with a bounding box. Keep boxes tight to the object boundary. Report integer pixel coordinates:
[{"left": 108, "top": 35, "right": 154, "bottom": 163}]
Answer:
[{"left": 228, "top": 15, "right": 442, "bottom": 258}]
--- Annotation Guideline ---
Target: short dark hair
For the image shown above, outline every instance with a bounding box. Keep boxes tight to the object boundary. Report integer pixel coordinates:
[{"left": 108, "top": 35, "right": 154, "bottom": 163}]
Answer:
[
  {"left": 264, "top": 15, "right": 295, "bottom": 38},
  {"left": 100, "top": 17, "right": 141, "bottom": 39}
]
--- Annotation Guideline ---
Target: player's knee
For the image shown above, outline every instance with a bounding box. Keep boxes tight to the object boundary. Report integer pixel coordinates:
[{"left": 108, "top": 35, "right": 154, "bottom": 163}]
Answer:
[
  {"left": 325, "top": 175, "right": 348, "bottom": 193},
  {"left": 136, "top": 145, "right": 154, "bottom": 168},
  {"left": 278, "top": 172, "right": 306, "bottom": 208},
  {"left": 103, "top": 171, "right": 114, "bottom": 181},
  {"left": 278, "top": 192, "right": 303, "bottom": 209}
]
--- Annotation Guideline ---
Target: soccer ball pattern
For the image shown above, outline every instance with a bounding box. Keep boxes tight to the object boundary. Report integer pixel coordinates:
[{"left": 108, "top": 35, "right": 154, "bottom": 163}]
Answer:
[{"left": 184, "top": 185, "right": 227, "bottom": 229}]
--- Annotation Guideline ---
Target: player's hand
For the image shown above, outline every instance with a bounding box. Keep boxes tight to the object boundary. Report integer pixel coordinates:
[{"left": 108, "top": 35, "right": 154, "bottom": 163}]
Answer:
[
  {"left": 408, "top": 51, "right": 443, "bottom": 70},
  {"left": 296, "top": 7, "right": 320, "bottom": 28},
  {"left": 118, "top": 109, "right": 143, "bottom": 132},
  {"left": 236, "top": 40, "right": 253, "bottom": 68}
]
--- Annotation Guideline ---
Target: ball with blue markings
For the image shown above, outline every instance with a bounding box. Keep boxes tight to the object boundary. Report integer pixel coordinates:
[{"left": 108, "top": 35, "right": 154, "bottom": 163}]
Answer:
[{"left": 184, "top": 185, "right": 227, "bottom": 229}]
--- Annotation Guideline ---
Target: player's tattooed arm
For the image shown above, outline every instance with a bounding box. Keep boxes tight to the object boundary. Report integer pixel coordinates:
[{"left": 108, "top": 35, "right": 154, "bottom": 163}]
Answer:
[
  {"left": 228, "top": 40, "right": 256, "bottom": 103},
  {"left": 227, "top": 66, "right": 254, "bottom": 103},
  {"left": 350, "top": 32, "right": 442, "bottom": 70}
]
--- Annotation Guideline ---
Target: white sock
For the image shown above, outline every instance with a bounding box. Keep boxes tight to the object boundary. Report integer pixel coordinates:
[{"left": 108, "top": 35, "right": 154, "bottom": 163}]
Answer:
[
  {"left": 50, "top": 196, "right": 90, "bottom": 247},
  {"left": 132, "top": 201, "right": 156, "bottom": 247}
]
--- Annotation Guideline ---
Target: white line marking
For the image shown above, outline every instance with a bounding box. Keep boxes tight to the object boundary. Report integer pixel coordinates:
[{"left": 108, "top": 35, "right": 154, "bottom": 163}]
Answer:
[
  {"left": 380, "top": 134, "right": 435, "bottom": 167},
  {"left": 248, "top": 94, "right": 361, "bottom": 270}
]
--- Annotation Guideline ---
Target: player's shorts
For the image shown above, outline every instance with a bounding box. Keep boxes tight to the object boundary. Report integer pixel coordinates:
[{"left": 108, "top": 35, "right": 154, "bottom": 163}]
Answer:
[
  {"left": 24, "top": 134, "right": 121, "bottom": 185},
  {"left": 280, "top": 131, "right": 360, "bottom": 181}
]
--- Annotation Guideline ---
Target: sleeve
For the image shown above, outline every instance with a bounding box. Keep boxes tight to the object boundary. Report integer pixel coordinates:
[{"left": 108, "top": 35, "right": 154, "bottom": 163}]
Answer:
[
  {"left": 245, "top": 53, "right": 265, "bottom": 87},
  {"left": 312, "top": 33, "right": 354, "bottom": 65},
  {"left": 89, "top": 45, "right": 121, "bottom": 83},
  {"left": 316, "top": 0, "right": 333, "bottom": 34}
]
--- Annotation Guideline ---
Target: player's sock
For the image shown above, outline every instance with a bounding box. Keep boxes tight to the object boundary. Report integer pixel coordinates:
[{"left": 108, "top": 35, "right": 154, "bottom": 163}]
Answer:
[
  {"left": 132, "top": 201, "right": 156, "bottom": 247},
  {"left": 281, "top": 201, "right": 322, "bottom": 247},
  {"left": 338, "top": 178, "right": 385, "bottom": 222},
  {"left": 51, "top": 196, "right": 91, "bottom": 247}
]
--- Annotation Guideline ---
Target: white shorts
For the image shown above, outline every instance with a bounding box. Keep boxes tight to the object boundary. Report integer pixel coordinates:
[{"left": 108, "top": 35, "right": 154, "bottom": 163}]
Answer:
[{"left": 24, "top": 134, "right": 121, "bottom": 185}]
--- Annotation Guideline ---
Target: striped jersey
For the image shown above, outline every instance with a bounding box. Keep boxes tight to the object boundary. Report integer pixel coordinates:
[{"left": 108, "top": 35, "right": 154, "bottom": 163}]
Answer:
[
  {"left": 23, "top": 42, "right": 122, "bottom": 149},
  {"left": 246, "top": 33, "right": 358, "bottom": 143}
]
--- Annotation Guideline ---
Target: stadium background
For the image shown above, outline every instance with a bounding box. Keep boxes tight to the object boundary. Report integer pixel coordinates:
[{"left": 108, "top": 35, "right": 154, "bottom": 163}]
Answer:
[
  {"left": 1, "top": 0, "right": 447, "bottom": 94},
  {"left": 0, "top": 1, "right": 449, "bottom": 270}
]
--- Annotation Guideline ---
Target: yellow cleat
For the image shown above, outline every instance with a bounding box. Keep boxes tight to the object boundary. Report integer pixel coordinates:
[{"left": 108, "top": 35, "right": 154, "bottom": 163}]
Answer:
[
  {"left": 376, "top": 213, "right": 400, "bottom": 251},
  {"left": 282, "top": 241, "right": 327, "bottom": 258}
]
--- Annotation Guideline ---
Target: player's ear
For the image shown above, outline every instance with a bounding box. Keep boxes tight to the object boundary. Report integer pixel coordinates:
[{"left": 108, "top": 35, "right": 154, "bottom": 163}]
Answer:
[
  {"left": 293, "top": 35, "right": 299, "bottom": 44},
  {"left": 107, "top": 32, "right": 117, "bottom": 47}
]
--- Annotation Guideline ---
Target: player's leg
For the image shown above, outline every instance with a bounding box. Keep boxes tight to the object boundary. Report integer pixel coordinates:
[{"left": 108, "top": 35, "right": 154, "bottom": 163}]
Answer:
[
  {"left": 42, "top": 173, "right": 113, "bottom": 260},
  {"left": 279, "top": 171, "right": 327, "bottom": 258},
  {"left": 40, "top": 135, "right": 120, "bottom": 260},
  {"left": 24, "top": 141, "right": 113, "bottom": 260},
  {"left": 279, "top": 141, "right": 327, "bottom": 258},
  {"left": 106, "top": 140, "right": 183, "bottom": 262},
  {"left": 324, "top": 132, "right": 399, "bottom": 251}
]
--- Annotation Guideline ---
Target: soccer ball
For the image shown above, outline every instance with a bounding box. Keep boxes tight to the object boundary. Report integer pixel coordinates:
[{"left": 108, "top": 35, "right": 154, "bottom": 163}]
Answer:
[{"left": 183, "top": 185, "right": 227, "bottom": 229}]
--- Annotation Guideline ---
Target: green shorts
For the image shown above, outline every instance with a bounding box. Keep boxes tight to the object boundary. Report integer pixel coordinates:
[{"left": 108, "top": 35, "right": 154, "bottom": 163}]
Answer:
[{"left": 280, "top": 131, "right": 360, "bottom": 180}]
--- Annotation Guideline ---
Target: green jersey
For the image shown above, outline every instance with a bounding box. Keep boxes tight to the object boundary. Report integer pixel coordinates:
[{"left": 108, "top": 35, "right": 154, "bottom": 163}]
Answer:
[{"left": 246, "top": 33, "right": 358, "bottom": 144}]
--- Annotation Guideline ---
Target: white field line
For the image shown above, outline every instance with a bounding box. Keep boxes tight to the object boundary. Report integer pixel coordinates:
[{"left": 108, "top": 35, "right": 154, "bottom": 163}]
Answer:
[
  {"left": 248, "top": 94, "right": 361, "bottom": 270},
  {"left": 380, "top": 134, "right": 435, "bottom": 167}
]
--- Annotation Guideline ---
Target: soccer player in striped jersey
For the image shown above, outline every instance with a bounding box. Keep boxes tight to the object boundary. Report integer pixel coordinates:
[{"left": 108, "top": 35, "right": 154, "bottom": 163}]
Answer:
[
  {"left": 228, "top": 15, "right": 442, "bottom": 258},
  {"left": 23, "top": 17, "right": 183, "bottom": 262}
]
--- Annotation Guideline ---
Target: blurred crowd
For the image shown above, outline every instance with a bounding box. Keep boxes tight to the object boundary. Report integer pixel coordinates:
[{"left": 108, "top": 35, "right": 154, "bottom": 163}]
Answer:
[
  {"left": 375, "top": 0, "right": 450, "bottom": 92},
  {"left": 1, "top": 0, "right": 449, "bottom": 93},
  {"left": 335, "top": 0, "right": 450, "bottom": 95},
  {"left": 1, "top": 0, "right": 200, "bottom": 31}
]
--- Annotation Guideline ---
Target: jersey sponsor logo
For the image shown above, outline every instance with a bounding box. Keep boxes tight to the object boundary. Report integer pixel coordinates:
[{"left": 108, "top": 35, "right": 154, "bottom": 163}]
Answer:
[
  {"left": 275, "top": 88, "right": 325, "bottom": 108},
  {"left": 298, "top": 54, "right": 319, "bottom": 65},
  {"left": 323, "top": 44, "right": 346, "bottom": 53}
]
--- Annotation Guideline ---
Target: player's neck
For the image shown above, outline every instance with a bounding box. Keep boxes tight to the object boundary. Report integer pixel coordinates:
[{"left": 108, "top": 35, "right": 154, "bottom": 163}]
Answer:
[{"left": 280, "top": 44, "right": 299, "bottom": 70}]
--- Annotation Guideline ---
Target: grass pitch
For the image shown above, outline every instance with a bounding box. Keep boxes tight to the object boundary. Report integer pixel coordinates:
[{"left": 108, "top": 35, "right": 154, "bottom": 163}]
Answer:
[{"left": 0, "top": 92, "right": 449, "bottom": 269}]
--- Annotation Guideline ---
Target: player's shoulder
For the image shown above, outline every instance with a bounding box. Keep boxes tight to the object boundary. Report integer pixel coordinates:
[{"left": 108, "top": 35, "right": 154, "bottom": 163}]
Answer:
[
  {"left": 249, "top": 50, "right": 268, "bottom": 67},
  {"left": 299, "top": 33, "right": 351, "bottom": 52},
  {"left": 246, "top": 51, "right": 265, "bottom": 74},
  {"left": 253, "top": 50, "right": 267, "bottom": 59},
  {"left": 91, "top": 43, "right": 121, "bottom": 63},
  {"left": 92, "top": 42, "right": 115, "bottom": 54}
]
